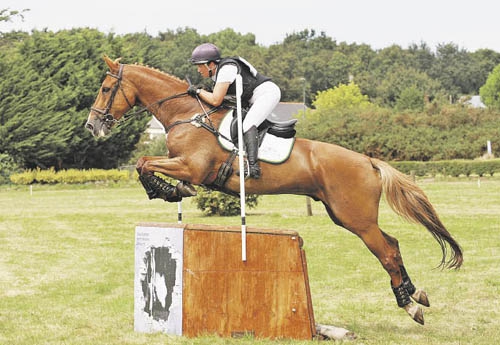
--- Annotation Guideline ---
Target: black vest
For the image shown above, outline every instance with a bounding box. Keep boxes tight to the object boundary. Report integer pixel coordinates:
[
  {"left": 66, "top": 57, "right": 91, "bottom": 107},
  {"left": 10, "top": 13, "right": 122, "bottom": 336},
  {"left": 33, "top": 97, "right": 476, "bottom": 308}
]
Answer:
[{"left": 216, "top": 57, "right": 271, "bottom": 107}]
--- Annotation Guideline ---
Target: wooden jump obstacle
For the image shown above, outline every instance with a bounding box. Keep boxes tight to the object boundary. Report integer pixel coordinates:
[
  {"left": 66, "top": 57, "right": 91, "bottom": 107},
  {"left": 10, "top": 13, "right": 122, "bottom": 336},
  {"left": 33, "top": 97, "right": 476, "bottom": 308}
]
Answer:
[{"left": 134, "top": 223, "right": 316, "bottom": 339}]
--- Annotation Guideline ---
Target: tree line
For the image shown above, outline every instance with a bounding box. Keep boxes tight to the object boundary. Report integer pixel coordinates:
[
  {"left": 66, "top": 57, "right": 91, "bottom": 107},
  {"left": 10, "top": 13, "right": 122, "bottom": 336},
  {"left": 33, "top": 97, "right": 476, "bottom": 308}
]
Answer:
[{"left": 1, "top": 25, "right": 500, "bottom": 173}]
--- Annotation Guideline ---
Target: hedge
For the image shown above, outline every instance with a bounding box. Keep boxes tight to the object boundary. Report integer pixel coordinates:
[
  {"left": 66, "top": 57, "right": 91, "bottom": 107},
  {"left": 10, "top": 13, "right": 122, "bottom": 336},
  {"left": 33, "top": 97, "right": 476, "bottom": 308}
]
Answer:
[
  {"left": 8, "top": 159, "right": 500, "bottom": 186},
  {"left": 389, "top": 159, "right": 500, "bottom": 177},
  {"left": 9, "top": 168, "right": 130, "bottom": 185}
]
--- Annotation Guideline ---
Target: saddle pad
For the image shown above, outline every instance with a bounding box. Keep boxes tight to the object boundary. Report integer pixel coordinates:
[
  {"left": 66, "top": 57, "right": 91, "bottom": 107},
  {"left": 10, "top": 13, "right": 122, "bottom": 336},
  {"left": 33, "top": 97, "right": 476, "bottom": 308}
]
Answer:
[{"left": 217, "top": 111, "right": 295, "bottom": 164}]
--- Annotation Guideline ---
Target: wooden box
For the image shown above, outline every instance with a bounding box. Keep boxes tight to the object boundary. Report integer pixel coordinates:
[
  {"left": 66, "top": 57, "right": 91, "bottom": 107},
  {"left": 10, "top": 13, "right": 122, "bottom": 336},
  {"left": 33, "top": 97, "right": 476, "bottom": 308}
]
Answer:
[{"left": 134, "top": 223, "right": 315, "bottom": 340}]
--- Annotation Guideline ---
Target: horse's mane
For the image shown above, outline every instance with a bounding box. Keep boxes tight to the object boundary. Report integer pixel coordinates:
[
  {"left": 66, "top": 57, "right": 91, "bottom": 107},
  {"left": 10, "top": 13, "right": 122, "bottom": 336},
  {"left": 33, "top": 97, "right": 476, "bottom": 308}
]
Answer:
[{"left": 130, "top": 62, "right": 188, "bottom": 85}]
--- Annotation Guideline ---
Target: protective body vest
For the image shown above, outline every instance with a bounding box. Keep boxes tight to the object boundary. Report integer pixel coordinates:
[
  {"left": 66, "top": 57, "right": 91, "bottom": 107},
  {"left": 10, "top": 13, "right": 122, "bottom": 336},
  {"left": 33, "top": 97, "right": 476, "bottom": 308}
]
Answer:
[{"left": 216, "top": 57, "right": 271, "bottom": 107}]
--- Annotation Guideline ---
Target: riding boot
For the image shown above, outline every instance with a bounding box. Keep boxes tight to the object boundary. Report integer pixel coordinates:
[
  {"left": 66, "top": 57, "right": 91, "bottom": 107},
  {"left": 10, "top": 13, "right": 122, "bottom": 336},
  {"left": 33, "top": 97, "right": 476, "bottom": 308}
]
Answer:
[{"left": 244, "top": 125, "right": 261, "bottom": 179}]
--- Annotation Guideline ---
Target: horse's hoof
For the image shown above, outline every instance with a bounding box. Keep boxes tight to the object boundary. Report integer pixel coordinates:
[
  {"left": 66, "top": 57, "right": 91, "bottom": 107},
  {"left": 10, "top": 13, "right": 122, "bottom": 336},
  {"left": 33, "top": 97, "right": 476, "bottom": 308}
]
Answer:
[
  {"left": 176, "top": 181, "right": 197, "bottom": 197},
  {"left": 404, "top": 303, "right": 424, "bottom": 325},
  {"left": 411, "top": 289, "right": 430, "bottom": 307}
]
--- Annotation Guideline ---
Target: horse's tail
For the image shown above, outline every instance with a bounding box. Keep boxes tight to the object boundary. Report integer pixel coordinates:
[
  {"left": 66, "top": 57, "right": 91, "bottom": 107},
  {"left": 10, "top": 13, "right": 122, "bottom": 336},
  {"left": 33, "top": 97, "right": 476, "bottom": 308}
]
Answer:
[{"left": 371, "top": 158, "right": 463, "bottom": 270}]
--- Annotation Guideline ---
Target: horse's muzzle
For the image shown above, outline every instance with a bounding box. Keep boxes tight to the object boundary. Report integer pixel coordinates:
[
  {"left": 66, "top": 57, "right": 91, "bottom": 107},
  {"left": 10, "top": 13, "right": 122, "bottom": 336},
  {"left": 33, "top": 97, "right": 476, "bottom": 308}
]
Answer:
[{"left": 85, "top": 118, "right": 110, "bottom": 137}]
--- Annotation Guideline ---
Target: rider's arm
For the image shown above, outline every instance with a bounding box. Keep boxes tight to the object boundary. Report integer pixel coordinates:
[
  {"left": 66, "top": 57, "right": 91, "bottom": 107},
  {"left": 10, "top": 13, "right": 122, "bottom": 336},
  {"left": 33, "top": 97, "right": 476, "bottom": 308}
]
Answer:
[
  {"left": 198, "top": 82, "right": 231, "bottom": 107},
  {"left": 198, "top": 63, "right": 237, "bottom": 106}
]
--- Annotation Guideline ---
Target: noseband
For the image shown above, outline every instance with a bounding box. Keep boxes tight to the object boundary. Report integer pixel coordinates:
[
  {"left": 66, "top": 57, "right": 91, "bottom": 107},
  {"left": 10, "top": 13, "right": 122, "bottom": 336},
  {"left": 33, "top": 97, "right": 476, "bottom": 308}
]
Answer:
[{"left": 90, "top": 64, "right": 135, "bottom": 128}]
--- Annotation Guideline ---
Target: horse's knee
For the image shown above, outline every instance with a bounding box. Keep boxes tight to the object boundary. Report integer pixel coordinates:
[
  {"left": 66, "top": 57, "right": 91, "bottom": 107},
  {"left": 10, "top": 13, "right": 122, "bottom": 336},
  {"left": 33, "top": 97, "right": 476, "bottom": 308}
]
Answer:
[{"left": 136, "top": 157, "right": 147, "bottom": 174}]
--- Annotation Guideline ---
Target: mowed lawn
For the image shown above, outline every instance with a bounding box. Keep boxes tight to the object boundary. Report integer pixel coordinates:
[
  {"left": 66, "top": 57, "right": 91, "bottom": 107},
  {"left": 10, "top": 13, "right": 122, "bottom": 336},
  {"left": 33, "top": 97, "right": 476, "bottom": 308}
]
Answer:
[{"left": 0, "top": 178, "right": 499, "bottom": 345}]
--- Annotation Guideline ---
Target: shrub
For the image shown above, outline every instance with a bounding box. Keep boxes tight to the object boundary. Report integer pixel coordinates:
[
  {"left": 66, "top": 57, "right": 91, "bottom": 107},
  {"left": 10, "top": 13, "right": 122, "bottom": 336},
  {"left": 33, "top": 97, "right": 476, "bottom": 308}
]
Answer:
[
  {"left": 0, "top": 153, "right": 21, "bottom": 184},
  {"left": 34, "top": 167, "right": 58, "bottom": 184},
  {"left": 193, "top": 188, "right": 259, "bottom": 216},
  {"left": 390, "top": 159, "right": 500, "bottom": 177},
  {"left": 9, "top": 170, "right": 36, "bottom": 185}
]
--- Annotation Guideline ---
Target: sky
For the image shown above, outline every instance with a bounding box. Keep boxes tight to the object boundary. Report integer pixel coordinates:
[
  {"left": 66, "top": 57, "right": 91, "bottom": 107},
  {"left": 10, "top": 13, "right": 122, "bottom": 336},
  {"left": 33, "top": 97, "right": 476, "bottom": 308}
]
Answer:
[{"left": 1, "top": 0, "right": 499, "bottom": 52}]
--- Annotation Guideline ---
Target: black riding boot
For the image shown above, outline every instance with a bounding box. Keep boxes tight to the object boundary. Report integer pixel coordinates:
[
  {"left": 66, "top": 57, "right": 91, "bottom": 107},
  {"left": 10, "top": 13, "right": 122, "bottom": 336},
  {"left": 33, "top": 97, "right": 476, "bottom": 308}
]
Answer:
[{"left": 244, "top": 125, "right": 261, "bottom": 179}]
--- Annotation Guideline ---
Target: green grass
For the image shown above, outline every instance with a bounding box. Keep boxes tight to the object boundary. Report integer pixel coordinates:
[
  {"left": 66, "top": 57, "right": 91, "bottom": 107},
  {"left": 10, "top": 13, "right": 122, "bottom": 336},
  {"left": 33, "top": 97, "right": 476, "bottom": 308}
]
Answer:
[{"left": 1, "top": 178, "right": 499, "bottom": 345}]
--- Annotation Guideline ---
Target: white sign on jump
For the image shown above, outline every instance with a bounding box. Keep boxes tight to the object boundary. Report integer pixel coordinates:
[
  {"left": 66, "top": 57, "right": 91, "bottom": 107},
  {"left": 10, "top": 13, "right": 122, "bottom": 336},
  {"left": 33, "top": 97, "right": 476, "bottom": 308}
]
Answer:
[{"left": 134, "top": 226, "right": 183, "bottom": 335}]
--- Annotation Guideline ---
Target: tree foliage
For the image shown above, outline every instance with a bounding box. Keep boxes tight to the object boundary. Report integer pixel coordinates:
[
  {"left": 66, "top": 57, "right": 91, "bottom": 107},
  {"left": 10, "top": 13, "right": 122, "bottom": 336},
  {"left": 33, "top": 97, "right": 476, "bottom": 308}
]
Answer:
[
  {"left": 298, "top": 100, "right": 500, "bottom": 160},
  {"left": 480, "top": 64, "right": 500, "bottom": 110},
  {"left": 0, "top": 8, "right": 29, "bottom": 23},
  {"left": 0, "top": 28, "right": 148, "bottom": 169},
  {"left": 1, "top": 24, "right": 500, "bottom": 170},
  {"left": 313, "top": 82, "right": 371, "bottom": 111}
]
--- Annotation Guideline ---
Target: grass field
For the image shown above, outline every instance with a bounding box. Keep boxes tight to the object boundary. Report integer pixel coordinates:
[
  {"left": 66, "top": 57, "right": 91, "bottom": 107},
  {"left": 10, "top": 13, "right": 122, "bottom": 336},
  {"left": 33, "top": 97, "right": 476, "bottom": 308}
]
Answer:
[{"left": 1, "top": 178, "right": 499, "bottom": 345}]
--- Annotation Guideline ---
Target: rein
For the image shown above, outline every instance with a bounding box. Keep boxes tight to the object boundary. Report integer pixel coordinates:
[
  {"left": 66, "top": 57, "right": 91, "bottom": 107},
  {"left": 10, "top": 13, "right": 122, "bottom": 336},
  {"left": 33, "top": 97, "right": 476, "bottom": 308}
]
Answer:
[{"left": 92, "top": 63, "right": 232, "bottom": 143}]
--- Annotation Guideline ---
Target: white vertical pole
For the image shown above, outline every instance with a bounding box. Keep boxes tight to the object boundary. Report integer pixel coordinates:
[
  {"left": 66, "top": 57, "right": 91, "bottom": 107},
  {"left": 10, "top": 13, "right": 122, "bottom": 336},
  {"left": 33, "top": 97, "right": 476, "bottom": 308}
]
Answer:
[
  {"left": 235, "top": 74, "right": 247, "bottom": 262},
  {"left": 487, "top": 140, "right": 492, "bottom": 155},
  {"left": 177, "top": 201, "right": 182, "bottom": 224}
]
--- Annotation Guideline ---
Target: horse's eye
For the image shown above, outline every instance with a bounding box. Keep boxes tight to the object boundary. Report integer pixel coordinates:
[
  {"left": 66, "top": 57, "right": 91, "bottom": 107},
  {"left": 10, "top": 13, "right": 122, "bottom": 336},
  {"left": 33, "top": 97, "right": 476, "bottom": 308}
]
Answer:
[{"left": 102, "top": 86, "right": 111, "bottom": 93}]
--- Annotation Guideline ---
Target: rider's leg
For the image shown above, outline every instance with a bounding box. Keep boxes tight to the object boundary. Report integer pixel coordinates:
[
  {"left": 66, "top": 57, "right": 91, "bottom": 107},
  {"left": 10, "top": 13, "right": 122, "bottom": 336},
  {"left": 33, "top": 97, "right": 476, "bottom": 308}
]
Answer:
[
  {"left": 242, "top": 82, "right": 281, "bottom": 132},
  {"left": 242, "top": 82, "right": 281, "bottom": 179},
  {"left": 244, "top": 125, "right": 260, "bottom": 179}
]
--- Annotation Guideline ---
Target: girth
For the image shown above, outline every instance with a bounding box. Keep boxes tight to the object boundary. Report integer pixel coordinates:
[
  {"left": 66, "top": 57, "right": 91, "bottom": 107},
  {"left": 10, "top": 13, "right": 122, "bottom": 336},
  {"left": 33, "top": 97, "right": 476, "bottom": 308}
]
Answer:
[{"left": 208, "top": 149, "right": 239, "bottom": 192}]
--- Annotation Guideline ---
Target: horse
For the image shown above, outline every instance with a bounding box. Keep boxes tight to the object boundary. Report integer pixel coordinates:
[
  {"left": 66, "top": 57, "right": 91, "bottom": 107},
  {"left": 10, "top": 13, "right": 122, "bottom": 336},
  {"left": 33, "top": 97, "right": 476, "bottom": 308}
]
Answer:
[{"left": 86, "top": 55, "right": 463, "bottom": 326}]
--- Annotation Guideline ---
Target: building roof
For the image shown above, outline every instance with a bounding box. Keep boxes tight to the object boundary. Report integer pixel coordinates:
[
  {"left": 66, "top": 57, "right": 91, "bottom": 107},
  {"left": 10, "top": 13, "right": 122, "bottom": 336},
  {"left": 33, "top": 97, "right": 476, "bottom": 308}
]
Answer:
[
  {"left": 147, "top": 116, "right": 165, "bottom": 131},
  {"left": 273, "top": 102, "right": 307, "bottom": 118},
  {"left": 465, "top": 95, "right": 486, "bottom": 108}
]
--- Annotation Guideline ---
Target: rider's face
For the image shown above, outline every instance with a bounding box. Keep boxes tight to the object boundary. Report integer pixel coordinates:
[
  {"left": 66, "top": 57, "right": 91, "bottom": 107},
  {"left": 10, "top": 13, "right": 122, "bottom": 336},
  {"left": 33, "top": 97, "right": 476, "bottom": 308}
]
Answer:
[{"left": 196, "top": 62, "right": 216, "bottom": 78}]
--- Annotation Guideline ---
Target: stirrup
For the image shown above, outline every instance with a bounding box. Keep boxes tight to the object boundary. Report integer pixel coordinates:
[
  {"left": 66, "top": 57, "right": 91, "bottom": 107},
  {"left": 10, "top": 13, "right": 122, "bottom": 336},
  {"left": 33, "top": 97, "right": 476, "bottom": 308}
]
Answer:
[{"left": 236, "top": 160, "right": 261, "bottom": 179}]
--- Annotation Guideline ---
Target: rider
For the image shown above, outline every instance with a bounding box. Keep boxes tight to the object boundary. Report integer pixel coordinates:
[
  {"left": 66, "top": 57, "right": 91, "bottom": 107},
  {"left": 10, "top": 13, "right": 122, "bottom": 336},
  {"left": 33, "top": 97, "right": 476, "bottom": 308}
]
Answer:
[{"left": 187, "top": 43, "right": 281, "bottom": 179}]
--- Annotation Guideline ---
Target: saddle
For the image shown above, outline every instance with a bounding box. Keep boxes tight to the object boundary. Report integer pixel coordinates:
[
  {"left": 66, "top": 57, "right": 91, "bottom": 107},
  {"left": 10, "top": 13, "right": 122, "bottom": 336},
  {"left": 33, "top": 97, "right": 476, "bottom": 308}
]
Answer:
[
  {"left": 228, "top": 108, "right": 297, "bottom": 146},
  {"left": 209, "top": 105, "right": 297, "bottom": 189}
]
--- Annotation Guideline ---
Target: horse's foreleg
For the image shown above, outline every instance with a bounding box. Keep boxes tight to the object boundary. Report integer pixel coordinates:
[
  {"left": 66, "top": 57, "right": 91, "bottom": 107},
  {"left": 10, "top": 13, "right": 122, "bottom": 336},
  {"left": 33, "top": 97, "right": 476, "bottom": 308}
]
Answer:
[{"left": 136, "top": 156, "right": 198, "bottom": 202}]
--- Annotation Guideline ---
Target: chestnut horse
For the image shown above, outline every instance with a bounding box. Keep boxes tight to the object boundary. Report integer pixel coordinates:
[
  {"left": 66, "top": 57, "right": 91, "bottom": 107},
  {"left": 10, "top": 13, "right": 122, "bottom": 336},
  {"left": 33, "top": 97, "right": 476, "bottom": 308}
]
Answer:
[{"left": 86, "top": 56, "right": 462, "bottom": 325}]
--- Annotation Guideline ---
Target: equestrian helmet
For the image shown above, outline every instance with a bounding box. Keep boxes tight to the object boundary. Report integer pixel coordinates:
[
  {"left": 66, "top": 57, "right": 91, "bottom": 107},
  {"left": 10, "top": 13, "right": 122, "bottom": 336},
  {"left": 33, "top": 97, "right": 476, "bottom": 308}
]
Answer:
[{"left": 190, "top": 43, "right": 221, "bottom": 64}]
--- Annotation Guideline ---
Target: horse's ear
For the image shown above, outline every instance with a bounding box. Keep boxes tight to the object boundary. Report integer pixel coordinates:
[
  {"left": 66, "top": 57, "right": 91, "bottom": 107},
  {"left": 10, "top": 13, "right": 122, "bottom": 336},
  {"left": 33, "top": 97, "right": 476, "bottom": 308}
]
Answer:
[{"left": 103, "top": 54, "right": 121, "bottom": 72}]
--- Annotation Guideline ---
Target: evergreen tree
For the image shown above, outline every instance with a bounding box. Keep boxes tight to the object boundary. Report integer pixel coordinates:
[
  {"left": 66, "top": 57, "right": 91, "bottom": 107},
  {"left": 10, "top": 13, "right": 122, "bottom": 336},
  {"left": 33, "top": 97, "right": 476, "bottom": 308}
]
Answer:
[{"left": 0, "top": 28, "right": 148, "bottom": 169}]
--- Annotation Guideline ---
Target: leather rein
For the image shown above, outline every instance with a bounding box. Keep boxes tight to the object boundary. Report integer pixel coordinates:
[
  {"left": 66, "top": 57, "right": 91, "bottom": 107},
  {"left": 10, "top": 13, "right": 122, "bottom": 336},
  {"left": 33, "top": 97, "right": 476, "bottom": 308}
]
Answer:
[{"left": 91, "top": 63, "right": 233, "bottom": 144}]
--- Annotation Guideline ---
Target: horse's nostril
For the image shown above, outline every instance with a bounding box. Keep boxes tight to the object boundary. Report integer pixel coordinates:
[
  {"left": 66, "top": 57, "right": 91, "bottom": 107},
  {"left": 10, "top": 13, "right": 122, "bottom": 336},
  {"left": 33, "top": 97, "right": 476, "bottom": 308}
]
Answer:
[{"left": 85, "top": 122, "right": 94, "bottom": 132}]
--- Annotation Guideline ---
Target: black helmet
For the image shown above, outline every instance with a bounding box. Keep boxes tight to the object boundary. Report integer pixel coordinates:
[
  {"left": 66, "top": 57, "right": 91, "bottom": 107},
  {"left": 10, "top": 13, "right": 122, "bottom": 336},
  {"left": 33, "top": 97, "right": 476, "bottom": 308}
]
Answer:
[{"left": 189, "top": 43, "right": 221, "bottom": 64}]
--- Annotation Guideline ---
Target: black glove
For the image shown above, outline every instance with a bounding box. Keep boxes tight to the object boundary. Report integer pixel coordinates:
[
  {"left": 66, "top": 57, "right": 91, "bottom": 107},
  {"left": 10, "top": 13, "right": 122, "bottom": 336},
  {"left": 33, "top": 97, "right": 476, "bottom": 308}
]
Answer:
[{"left": 187, "top": 85, "right": 201, "bottom": 97}]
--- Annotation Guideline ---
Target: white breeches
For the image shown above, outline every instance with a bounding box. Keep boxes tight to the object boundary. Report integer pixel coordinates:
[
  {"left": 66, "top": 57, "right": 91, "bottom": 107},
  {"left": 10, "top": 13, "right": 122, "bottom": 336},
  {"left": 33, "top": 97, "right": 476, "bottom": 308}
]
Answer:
[{"left": 243, "top": 81, "right": 281, "bottom": 132}]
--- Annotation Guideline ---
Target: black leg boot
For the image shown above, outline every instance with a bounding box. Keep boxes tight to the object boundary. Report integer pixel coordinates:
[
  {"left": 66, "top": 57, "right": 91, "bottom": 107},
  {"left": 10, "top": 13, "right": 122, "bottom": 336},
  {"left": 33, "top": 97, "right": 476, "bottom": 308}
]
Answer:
[
  {"left": 400, "top": 265, "right": 416, "bottom": 295},
  {"left": 244, "top": 125, "right": 261, "bottom": 179},
  {"left": 138, "top": 174, "right": 182, "bottom": 202}
]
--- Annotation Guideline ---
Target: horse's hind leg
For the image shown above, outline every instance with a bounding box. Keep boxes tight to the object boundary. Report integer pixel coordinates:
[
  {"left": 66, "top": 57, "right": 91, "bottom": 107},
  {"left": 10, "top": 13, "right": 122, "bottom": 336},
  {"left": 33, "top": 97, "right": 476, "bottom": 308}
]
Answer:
[
  {"left": 357, "top": 225, "right": 426, "bottom": 325},
  {"left": 381, "top": 231, "right": 430, "bottom": 307},
  {"left": 323, "top": 203, "right": 425, "bottom": 324}
]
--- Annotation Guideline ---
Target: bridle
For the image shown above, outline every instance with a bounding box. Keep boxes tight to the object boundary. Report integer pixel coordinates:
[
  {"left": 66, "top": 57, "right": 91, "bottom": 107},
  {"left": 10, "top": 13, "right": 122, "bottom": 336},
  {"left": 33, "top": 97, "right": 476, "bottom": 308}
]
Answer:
[
  {"left": 90, "top": 64, "right": 135, "bottom": 128},
  {"left": 90, "top": 64, "right": 190, "bottom": 128}
]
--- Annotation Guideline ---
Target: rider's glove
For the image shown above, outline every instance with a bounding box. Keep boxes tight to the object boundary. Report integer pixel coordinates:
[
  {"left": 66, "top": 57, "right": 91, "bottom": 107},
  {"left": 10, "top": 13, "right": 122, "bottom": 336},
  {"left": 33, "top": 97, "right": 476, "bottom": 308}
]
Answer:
[{"left": 187, "top": 85, "right": 202, "bottom": 97}]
